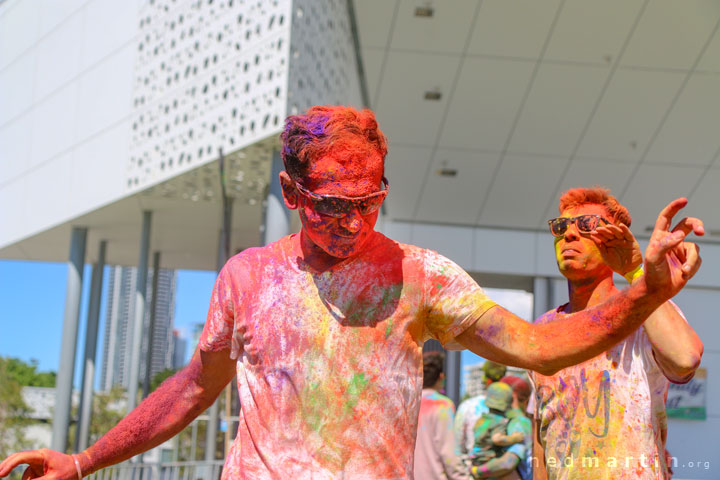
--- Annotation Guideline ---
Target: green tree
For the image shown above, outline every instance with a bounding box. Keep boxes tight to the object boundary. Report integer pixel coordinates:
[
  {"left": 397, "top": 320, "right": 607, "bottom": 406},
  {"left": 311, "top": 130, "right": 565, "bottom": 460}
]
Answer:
[
  {"left": 2, "top": 357, "right": 56, "bottom": 387},
  {"left": 67, "top": 386, "right": 127, "bottom": 452},
  {"left": 0, "top": 357, "right": 32, "bottom": 466},
  {"left": 88, "top": 386, "right": 127, "bottom": 445}
]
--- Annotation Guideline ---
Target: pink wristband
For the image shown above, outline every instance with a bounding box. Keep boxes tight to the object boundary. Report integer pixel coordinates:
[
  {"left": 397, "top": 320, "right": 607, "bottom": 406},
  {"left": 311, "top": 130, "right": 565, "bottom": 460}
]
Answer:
[{"left": 72, "top": 454, "right": 83, "bottom": 480}]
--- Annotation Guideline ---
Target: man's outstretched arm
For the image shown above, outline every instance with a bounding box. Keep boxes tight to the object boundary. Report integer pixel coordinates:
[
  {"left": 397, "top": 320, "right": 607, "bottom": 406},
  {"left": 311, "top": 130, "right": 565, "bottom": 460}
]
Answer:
[
  {"left": 591, "top": 214, "right": 704, "bottom": 383},
  {"left": 0, "top": 347, "right": 236, "bottom": 479},
  {"left": 642, "top": 299, "right": 703, "bottom": 383},
  {"left": 457, "top": 198, "right": 703, "bottom": 376}
]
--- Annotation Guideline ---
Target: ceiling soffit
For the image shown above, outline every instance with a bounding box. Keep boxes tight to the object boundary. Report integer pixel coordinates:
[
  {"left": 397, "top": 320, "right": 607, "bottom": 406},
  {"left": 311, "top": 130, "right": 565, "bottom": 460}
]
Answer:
[{"left": 354, "top": 0, "right": 720, "bottom": 237}]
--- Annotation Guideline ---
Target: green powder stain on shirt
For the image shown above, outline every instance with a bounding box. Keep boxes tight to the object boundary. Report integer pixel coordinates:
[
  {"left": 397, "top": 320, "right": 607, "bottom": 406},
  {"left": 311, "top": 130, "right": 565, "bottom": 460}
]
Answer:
[
  {"left": 382, "top": 285, "right": 402, "bottom": 305},
  {"left": 345, "top": 373, "right": 369, "bottom": 412},
  {"left": 304, "top": 381, "right": 324, "bottom": 432},
  {"left": 385, "top": 319, "right": 393, "bottom": 338}
]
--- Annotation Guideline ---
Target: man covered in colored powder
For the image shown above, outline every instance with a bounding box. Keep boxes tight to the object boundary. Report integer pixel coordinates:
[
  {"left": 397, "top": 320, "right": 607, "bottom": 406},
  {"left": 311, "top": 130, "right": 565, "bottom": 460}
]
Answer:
[
  {"left": 455, "top": 361, "right": 507, "bottom": 456},
  {"left": 413, "top": 352, "right": 469, "bottom": 480},
  {"left": 0, "top": 108, "right": 704, "bottom": 480},
  {"left": 530, "top": 187, "right": 704, "bottom": 480}
]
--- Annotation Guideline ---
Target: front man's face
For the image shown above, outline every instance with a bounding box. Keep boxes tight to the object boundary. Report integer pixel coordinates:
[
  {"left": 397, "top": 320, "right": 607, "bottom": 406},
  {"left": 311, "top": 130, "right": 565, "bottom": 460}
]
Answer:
[
  {"left": 554, "top": 204, "right": 612, "bottom": 279},
  {"left": 297, "top": 150, "right": 384, "bottom": 259}
]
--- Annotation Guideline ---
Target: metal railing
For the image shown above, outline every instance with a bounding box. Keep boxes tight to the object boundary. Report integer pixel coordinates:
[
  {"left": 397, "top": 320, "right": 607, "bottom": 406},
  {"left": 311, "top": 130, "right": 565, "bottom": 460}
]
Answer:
[{"left": 87, "top": 461, "right": 224, "bottom": 480}]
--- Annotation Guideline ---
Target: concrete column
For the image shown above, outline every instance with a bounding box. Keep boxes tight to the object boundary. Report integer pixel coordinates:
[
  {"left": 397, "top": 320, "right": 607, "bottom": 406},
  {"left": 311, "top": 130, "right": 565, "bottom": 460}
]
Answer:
[
  {"left": 423, "top": 340, "right": 460, "bottom": 404},
  {"left": 51, "top": 226, "right": 87, "bottom": 452},
  {"left": 216, "top": 200, "right": 233, "bottom": 272},
  {"left": 76, "top": 240, "right": 107, "bottom": 452},
  {"left": 143, "top": 251, "right": 161, "bottom": 398},
  {"left": 206, "top": 151, "right": 235, "bottom": 462},
  {"left": 103, "top": 268, "right": 122, "bottom": 391},
  {"left": 262, "top": 149, "right": 291, "bottom": 245},
  {"left": 206, "top": 150, "right": 289, "bottom": 461},
  {"left": 533, "top": 276, "right": 554, "bottom": 320},
  {"left": 445, "top": 351, "right": 462, "bottom": 406},
  {"left": 127, "top": 211, "right": 152, "bottom": 413},
  {"left": 204, "top": 196, "right": 233, "bottom": 462},
  {"left": 190, "top": 421, "right": 198, "bottom": 460},
  {"left": 205, "top": 403, "right": 219, "bottom": 461}
]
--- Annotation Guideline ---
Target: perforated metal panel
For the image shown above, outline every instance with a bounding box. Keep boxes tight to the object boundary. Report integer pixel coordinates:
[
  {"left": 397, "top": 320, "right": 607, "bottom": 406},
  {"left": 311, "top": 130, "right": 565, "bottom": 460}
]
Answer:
[
  {"left": 127, "top": 0, "right": 292, "bottom": 192},
  {"left": 128, "top": 0, "right": 363, "bottom": 205},
  {"left": 139, "top": 139, "right": 273, "bottom": 205},
  {"left": 287, "top": 0, "right": 363, "bottom": 114}
]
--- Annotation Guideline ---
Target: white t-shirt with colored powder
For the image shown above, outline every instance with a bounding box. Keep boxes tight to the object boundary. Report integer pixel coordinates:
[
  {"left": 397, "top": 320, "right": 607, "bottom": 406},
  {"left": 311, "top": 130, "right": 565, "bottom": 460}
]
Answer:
[
  {"left": 453, "top": 395, "right": 488, "bottom": 455},
  {"left": 199, "top": 232, "right": 496, "bottom": 479},
  {"left": 531, "top": 304, "right": 673, "bottom": 480}
]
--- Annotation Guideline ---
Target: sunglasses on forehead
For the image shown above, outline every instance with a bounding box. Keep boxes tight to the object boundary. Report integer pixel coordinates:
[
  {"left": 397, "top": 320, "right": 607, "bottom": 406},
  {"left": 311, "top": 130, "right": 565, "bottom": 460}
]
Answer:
[
  {"left": 547, "top": 214, "right": 611, "bottom": 237},
  {"left": 294, "top": 177, "right": 389, "bottom": 218}
]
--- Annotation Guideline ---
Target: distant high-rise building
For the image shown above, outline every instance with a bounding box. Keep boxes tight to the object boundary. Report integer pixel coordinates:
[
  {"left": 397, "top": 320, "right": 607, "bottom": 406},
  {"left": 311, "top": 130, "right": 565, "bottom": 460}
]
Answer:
[
  {"left": 100, "top": 266, "right": 177, "bottom": 391},
  {"left": 463, "top": 364, "right": 487, "bottom": 398},
  {"left": 185, "top": 322, "right": 205, "bottom": 363},
  {"left": 171, "top": 329, "right": 187, "bottom": 370}
]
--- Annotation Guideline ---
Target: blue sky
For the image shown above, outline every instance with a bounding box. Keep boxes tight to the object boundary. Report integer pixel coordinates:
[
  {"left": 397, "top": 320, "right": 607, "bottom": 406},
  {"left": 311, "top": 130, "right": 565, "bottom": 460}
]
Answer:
[
  {"left": 0, "top": 259, "right": 532, "bottom": 393},
  {"left": 0, "top": 259, "right": 216, "bottom": 388}
]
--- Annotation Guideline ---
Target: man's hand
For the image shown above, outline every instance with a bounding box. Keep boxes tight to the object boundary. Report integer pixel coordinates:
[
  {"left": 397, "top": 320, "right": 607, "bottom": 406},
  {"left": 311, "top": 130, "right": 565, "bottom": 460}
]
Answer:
[
  {"left": 643, "top": 198, "right": 703, "bottom": 298},
  {"left": 0, "top": 348, "right": 236, "bottom": 479},
  {"left": 0, "top": 449, "right": 77, "bottom": 480},
  {"left": 591, "top": 223, "right": 642, "bottom": 277},
  {"left": 457, "top": 199, "right": 704, "bottom": 377}
]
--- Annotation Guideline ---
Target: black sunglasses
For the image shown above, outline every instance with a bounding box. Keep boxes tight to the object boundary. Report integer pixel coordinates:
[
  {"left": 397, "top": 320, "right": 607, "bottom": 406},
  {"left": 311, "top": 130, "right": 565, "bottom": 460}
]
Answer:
[
  {"left": 294, "top": 177, "right": 389, "bottom": 218},
  {"left": 547, "top": 214, "right": 611, "bottom": 237}
]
